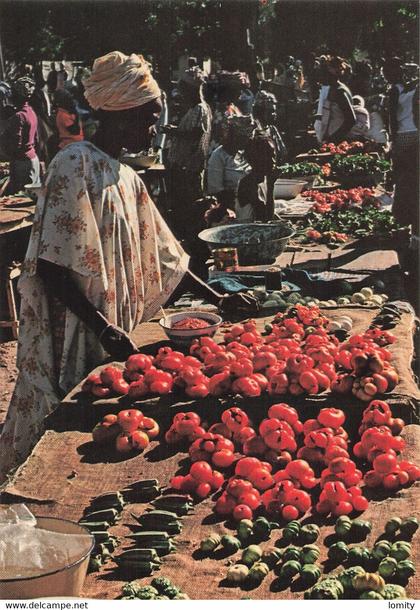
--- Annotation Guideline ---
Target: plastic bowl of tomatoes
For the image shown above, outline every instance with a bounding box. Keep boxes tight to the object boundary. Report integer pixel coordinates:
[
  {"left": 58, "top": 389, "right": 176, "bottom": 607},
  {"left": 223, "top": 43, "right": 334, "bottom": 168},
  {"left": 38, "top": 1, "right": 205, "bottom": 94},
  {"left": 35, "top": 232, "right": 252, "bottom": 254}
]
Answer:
[{"left": 159, "top": 311, "right": 222, "bottom": 345}]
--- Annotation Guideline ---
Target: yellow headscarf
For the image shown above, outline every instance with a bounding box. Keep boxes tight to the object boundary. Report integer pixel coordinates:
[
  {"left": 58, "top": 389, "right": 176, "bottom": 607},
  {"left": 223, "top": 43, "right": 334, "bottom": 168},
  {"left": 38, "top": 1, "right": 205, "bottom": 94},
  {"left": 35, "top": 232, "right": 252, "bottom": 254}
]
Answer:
[{"left": 83, "top": 51, "right": 161, "bottom": 111}]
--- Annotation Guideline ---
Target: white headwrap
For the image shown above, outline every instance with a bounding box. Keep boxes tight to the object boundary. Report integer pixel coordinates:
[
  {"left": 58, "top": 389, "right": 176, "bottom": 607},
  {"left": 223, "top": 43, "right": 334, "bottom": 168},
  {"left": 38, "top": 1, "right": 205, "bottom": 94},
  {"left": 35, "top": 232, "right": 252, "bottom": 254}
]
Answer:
[{"left": 83, "top": 51, "right": 161, "bottom": 111}]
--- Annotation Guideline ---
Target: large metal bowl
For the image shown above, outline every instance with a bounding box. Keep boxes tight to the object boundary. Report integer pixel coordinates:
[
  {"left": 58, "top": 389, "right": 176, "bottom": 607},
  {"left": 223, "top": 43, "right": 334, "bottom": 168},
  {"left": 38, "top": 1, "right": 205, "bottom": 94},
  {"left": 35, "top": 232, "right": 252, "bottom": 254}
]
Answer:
[
  {"left": 0, "top": 517, "right": 94, "bottom": 599},
  {"left": 199, "top": 221, "right": 295, "bottom": 265}
]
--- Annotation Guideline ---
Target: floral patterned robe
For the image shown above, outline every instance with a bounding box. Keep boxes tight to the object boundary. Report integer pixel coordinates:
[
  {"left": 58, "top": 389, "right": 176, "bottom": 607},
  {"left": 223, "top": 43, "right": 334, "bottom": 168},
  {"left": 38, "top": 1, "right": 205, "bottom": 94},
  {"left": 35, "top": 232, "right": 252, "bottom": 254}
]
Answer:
[{"left": 0, "top": 142, "right": 189, "bottom": 480}]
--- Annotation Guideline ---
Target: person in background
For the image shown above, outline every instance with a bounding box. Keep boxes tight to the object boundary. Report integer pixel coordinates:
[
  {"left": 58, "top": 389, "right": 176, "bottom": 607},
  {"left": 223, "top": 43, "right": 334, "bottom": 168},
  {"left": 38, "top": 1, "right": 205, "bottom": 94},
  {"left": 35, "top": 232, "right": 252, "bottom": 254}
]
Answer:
[
  {"left": 46, "top": 62, "right": 58, "bottom": 95},
  {"left": 347, "top": 95, "right": 370, "bottom": 140},
  {"left": 351, "top": 60, "right": 373, "bottom": 98},
  {"left": 56, "top": 62, "right": 68, "bottom": 90},
  {"left": 318, "top": 56, "right": 356, "bottom": 143},
  {"left": 238, "top": 85, "right": 254, "bottom": 115},
  {"left": 163, "top": 66, "right": 212, "bottom": 241},
  {"left": 236, "top": 132, "right": 276, "bottom": 223},
  {"left": 383, "top": 57, "right": 419, "bottom": 235},
  {"left": 253, "top": 90, "right": 287, "bottom": 164},
  {"left": 0, "top": 50, "right": 257, "bottom": 481},
  {"left": 1, "top": 77, "right": 40, "bottom": 193},
  {"left": 54, "top": 89, "right": 84, "bottom": 149},
  {"left": 211, "top": 71, "right": 246, "bottom": 149},
  {"left": 31, "top": 67, "right": 55, "bottom": 165},
  {"left": 207, "top": 114, "right": 253, "bottom": 211}
]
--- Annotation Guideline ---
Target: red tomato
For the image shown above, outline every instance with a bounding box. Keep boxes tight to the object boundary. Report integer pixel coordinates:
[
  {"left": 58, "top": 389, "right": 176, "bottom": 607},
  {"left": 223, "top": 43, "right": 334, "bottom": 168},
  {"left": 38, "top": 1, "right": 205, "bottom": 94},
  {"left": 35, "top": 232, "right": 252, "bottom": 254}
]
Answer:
[
  {"left": 250, "top": 373, "right": 269, "bottom": 391},
  {"left": 91, "top": 384, "right": 112, "bottom": 398},
  {"left": 139, "top": 416, "right": 159, "bottom": 439},
  {"left": 282, "top": 505, "right": 299, "bottom": 521},
  {"left": 231, "top": 376, "right": 261, "bottom": 397},
  {"left": 196, "top": 482, "right": 212, "bottom": 499},
  {"left": 208, "top": 422, "right": 232, "bottom": 438},
  {"left": 364, "top": 470, "right": 383, "bottom": 487},
  {"left": 286, "top": 489, "right": 311, "bottom": 513},
  {"left": 234, "top": 426, "right": 257, "bottom": 444},
  {"left": 165, "top": 426, "right": 183, "bottom": 444},
  {"left": 333, "top": 501, "right": 353, "bottom": 516},
  {"left": 115, "top": 433, "right": 133, "bottom": 453},
  {"left": 214, "top": 493, "right": 236, "bottom": 515},
  {"left": 253, "top": 351, "right": 277, "bottom": 371},
  {"left": 212, "top": 450, "right": 235, "bottom": 468},
  {"left": 329, "top": 457, "right": 356, "bottom": 475},
  {"left": 248, "top": 468, "right": 274, "bottom": 491},
  {"left": 128, "top": 379, "right": 149, "bottom": 399},
  {"left": 235, "top": 457, "right": 261, "bottom": 478},
  {"left": 110, "top": 376, "right": 129, "bottom": 395},
  {"left": 382, "top": 473, "right": 400, "bottom": 490},
  {"left": 317, "top": 408, "right": 345, "bottom": 429},
  {"left": 100, "top": 366, "right": 123, "bottom": 386},
  {"left": 221, "top": 407, "right": 250, "bottom": 432},
  {"left": 210, "top": 470, "right": 225, "bottom": 490},
  {"left": 226, "top": 478, "right": 254, "bottom": 498},
  {"left": 233, "top": 504, "right": 253, "bottom": 521},
  {"left": 299, "top": 370, "right": 319, "bottom": 394},
  {"left": 130, "top": 430, "right": 150, "bottom": 451},
  {"left": 126, "top": 353, "right": 153, "bottom": 372},
  {"left": 117, "top": 409, "right": 143, "bottom": 432},
  {"left": 175, "top": 412, "right": 201, "bottom": 435},
  {"left": 268, "top": 403, "right": 299, "bottom": 424},
  {"left": 170, "top": 475, "right": 185, "bottom": 490},
  {"left": 185, "top": 383, "right": 209, "bottom": 399},
  {"left": 351, "top": 495, "right": 369, "bottom": 511},
  {"left": 285, "top": 460, "right": 313, "bottom": 480},
  {"left": 149, "top": 380, "right": 172, "bottom": 395},
  {"left": 238, "top": 492, "right": 261, "bottom": 510},
  {"left": 92, "top": 421, "right": 121, "bottom": 444},
  {"left": 373, "top": 452, "right": 398, "bottom": 474},
  {"left": 190, "top": 461, "right": 214, "bottom": 483},
  {"left": 180, "top": 474, "right": 200, "bottom": 493}
]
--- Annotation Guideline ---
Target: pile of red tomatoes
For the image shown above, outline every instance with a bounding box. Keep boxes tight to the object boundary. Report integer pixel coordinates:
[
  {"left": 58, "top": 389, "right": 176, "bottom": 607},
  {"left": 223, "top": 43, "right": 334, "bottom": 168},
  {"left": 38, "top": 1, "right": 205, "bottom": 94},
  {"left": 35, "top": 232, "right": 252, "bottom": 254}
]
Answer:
[
  {"left": 302, "top": 186, "right": 377, "bottom": 215},
  {"left": 81, "top": 305, "right": 398, "bottom": 404}
]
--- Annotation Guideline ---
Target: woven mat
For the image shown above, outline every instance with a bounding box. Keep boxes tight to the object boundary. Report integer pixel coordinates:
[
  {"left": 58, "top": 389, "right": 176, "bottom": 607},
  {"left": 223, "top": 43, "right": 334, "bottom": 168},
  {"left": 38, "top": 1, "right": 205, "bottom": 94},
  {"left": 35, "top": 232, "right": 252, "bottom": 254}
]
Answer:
[{"left": 1, "top": 425, "right": 419, "bottom": 600}]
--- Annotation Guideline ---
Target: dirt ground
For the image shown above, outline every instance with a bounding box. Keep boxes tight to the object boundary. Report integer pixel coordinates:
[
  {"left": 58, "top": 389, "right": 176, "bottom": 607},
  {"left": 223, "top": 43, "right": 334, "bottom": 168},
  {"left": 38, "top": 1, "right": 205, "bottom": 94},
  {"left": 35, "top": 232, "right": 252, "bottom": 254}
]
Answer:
[{"left": 0, "top": 341, "right": 17, "bottom": 431}]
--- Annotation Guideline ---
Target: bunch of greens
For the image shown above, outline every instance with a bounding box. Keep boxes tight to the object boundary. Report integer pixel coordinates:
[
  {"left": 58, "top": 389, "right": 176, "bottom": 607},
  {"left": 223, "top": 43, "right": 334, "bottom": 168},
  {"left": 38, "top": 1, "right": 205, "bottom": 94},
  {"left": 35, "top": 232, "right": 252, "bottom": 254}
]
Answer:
[
  {"left": 303, "top": 207, "right": 404, "bottom": 238},
  {"left": 331, "top": 154, "right": 391, "bottom": 176},
  {"left": 278, "top": 162, "right": 323, "bottom": 177}
]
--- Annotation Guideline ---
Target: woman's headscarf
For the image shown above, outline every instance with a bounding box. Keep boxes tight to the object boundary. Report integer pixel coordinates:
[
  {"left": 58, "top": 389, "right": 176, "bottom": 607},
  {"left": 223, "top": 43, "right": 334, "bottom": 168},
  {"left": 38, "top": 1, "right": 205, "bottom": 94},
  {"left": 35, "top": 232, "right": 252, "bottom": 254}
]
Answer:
[
  {"left": 12, "top": 77, "right": 36, "bottom": 100},
  {"left": 83, "top": 51, "right": 161, "bottom": 111}
]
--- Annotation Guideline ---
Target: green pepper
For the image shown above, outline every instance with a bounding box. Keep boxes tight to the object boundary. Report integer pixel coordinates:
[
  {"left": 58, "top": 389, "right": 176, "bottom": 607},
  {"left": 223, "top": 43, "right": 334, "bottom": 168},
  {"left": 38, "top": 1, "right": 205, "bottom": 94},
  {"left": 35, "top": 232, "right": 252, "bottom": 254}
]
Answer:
[
  {"left": 282, "top": 520, "right": 301, "bottom": 543},
  {"left": 328, "top": 541, "right": 349, "bottom": 564},
  {"left": 338, "top": 566, "right": 366, "bottom": 592},
  {"left": 283, "top": 545, "right": 301, "bottom": 562},
  {"left": 300, "top": 564, "right": 321, "bottom": 588},
  {"left": 221, "top": 535, "right": 242, "bottom": 555},
  {"left": 390, "top": 541, "right": 411, "bottom": 562},
  {"left": 262, "top": 546, "right": 283, "bottom": 568},
  {"left": 334, "top": 515, "right": 352, "bottom": 539},
  {"left": 384, "top": 517, "right": 402, "bottom": 538},
  {"left": 307, "top": 577, "right": 344, "bottom": 600},
  {"left": 280, "top": 560, "right": 301, "bottom": 579},
  {"left": 395, "top": 559, "right": 416, "bottom": 581},
  {"left": 346, "top": 546, "right": 370, "bottom": 567},
  {"left": 400, "top": 517, "right": 419, "bottom": 539},
  {"left": 300, "top": 524, "right": 320, "bottom": 544},
  {"left": 372, "top": 540, "right": 392, "bottom": 561},
  {"left": 381, "top": 584, "right": 407, "bottom": 599},
  {"left": 237, "top": 519, "right": 254, "bottom": 542},
  {"left": 350, "top": 519, "right": 372, "bottom": 541},
  {"left": 301, "top": 544, "right": 320, "bottom": 564},
  {"left": 360, "top": 591, "right": 383, "bottom": 599},
  {"left": 252, "top": 517, "right": 273, "bottom": 541},
  {"left": 378, "top": 556, "right": 398, "bottom": 578},
  {"left": 241, "top": 544, "right": 263, "bottom": 567}
]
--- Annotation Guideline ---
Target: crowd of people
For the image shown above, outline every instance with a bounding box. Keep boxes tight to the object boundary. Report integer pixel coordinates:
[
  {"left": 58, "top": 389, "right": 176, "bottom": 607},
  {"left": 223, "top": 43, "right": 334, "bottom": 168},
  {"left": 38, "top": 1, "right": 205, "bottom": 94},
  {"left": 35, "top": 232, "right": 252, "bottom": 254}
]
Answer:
[{"left": 0, "top": 49, "right": 418, "bottom": 480}]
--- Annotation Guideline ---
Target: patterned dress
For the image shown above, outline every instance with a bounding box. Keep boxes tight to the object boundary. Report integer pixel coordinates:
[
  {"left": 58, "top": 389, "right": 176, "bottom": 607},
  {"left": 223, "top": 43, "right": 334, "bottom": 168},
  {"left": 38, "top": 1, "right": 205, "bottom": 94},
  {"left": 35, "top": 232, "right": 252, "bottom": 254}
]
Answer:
[{"left": 0, "top": 141, "right": 189, "bottom": 480}]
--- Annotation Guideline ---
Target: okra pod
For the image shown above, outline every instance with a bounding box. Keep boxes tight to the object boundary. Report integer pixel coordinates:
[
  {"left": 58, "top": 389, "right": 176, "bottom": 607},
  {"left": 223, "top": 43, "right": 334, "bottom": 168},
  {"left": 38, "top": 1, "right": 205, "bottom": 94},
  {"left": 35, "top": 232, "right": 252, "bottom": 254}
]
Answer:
[{"left": 82, "top": 508, "right": 120, "bottom": 524}]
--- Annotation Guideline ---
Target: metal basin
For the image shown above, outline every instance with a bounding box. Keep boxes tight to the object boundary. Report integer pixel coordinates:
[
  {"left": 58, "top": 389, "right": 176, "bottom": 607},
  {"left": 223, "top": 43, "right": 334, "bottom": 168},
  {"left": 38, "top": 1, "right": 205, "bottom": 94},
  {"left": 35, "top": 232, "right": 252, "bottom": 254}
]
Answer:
[{"left": 199, "top": 222, "right": 295, "bottom": 265}]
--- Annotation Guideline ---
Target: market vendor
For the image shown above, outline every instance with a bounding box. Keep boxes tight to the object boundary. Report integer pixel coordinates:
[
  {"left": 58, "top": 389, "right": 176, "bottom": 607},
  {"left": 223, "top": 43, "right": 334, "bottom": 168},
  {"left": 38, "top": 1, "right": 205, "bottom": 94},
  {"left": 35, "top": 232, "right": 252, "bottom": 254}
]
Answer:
[
  {"left": 163, "top": 66, "right": 212, "bottom": 242},
  {"left": 317, "top": 56, "right": 356, "bottom": 144},
  {"left": 207, "top": 114, "right": 254, "bottom": 211},
  {"left": 0, "top": 77, "right": 40, "bottom": 193},
  {"left": 236, "top": 132, "right": 277, "bottom": 222},
  {"left": 0, "top": 51, "right": 257, "bottom": 482}
]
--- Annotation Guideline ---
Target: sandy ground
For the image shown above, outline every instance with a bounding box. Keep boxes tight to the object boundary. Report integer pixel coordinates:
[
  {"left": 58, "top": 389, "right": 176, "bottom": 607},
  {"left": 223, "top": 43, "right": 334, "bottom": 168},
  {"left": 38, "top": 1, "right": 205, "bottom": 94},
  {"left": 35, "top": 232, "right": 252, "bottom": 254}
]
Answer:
[{"left": 0, "top": 341, "right": 17, "bottom": 431}]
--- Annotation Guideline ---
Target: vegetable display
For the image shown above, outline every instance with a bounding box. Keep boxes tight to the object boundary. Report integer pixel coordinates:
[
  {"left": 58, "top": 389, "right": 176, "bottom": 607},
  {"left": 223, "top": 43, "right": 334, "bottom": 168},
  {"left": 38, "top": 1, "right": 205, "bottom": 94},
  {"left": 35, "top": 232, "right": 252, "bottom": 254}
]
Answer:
[
  {"left": 330, "top": 153, "right": 390, "bottom": 177},
  {"left": 92, "top": 409, "right": 159, "bottom": 454},
  {"left": 302, "top": 186, "right": 377, "bottom": 215},
  {"left": 278, "top": 161, "right": 324, "bottom": 178},
  {"left": 303, "top": 207, "right": 403, "bottom": 243}
]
